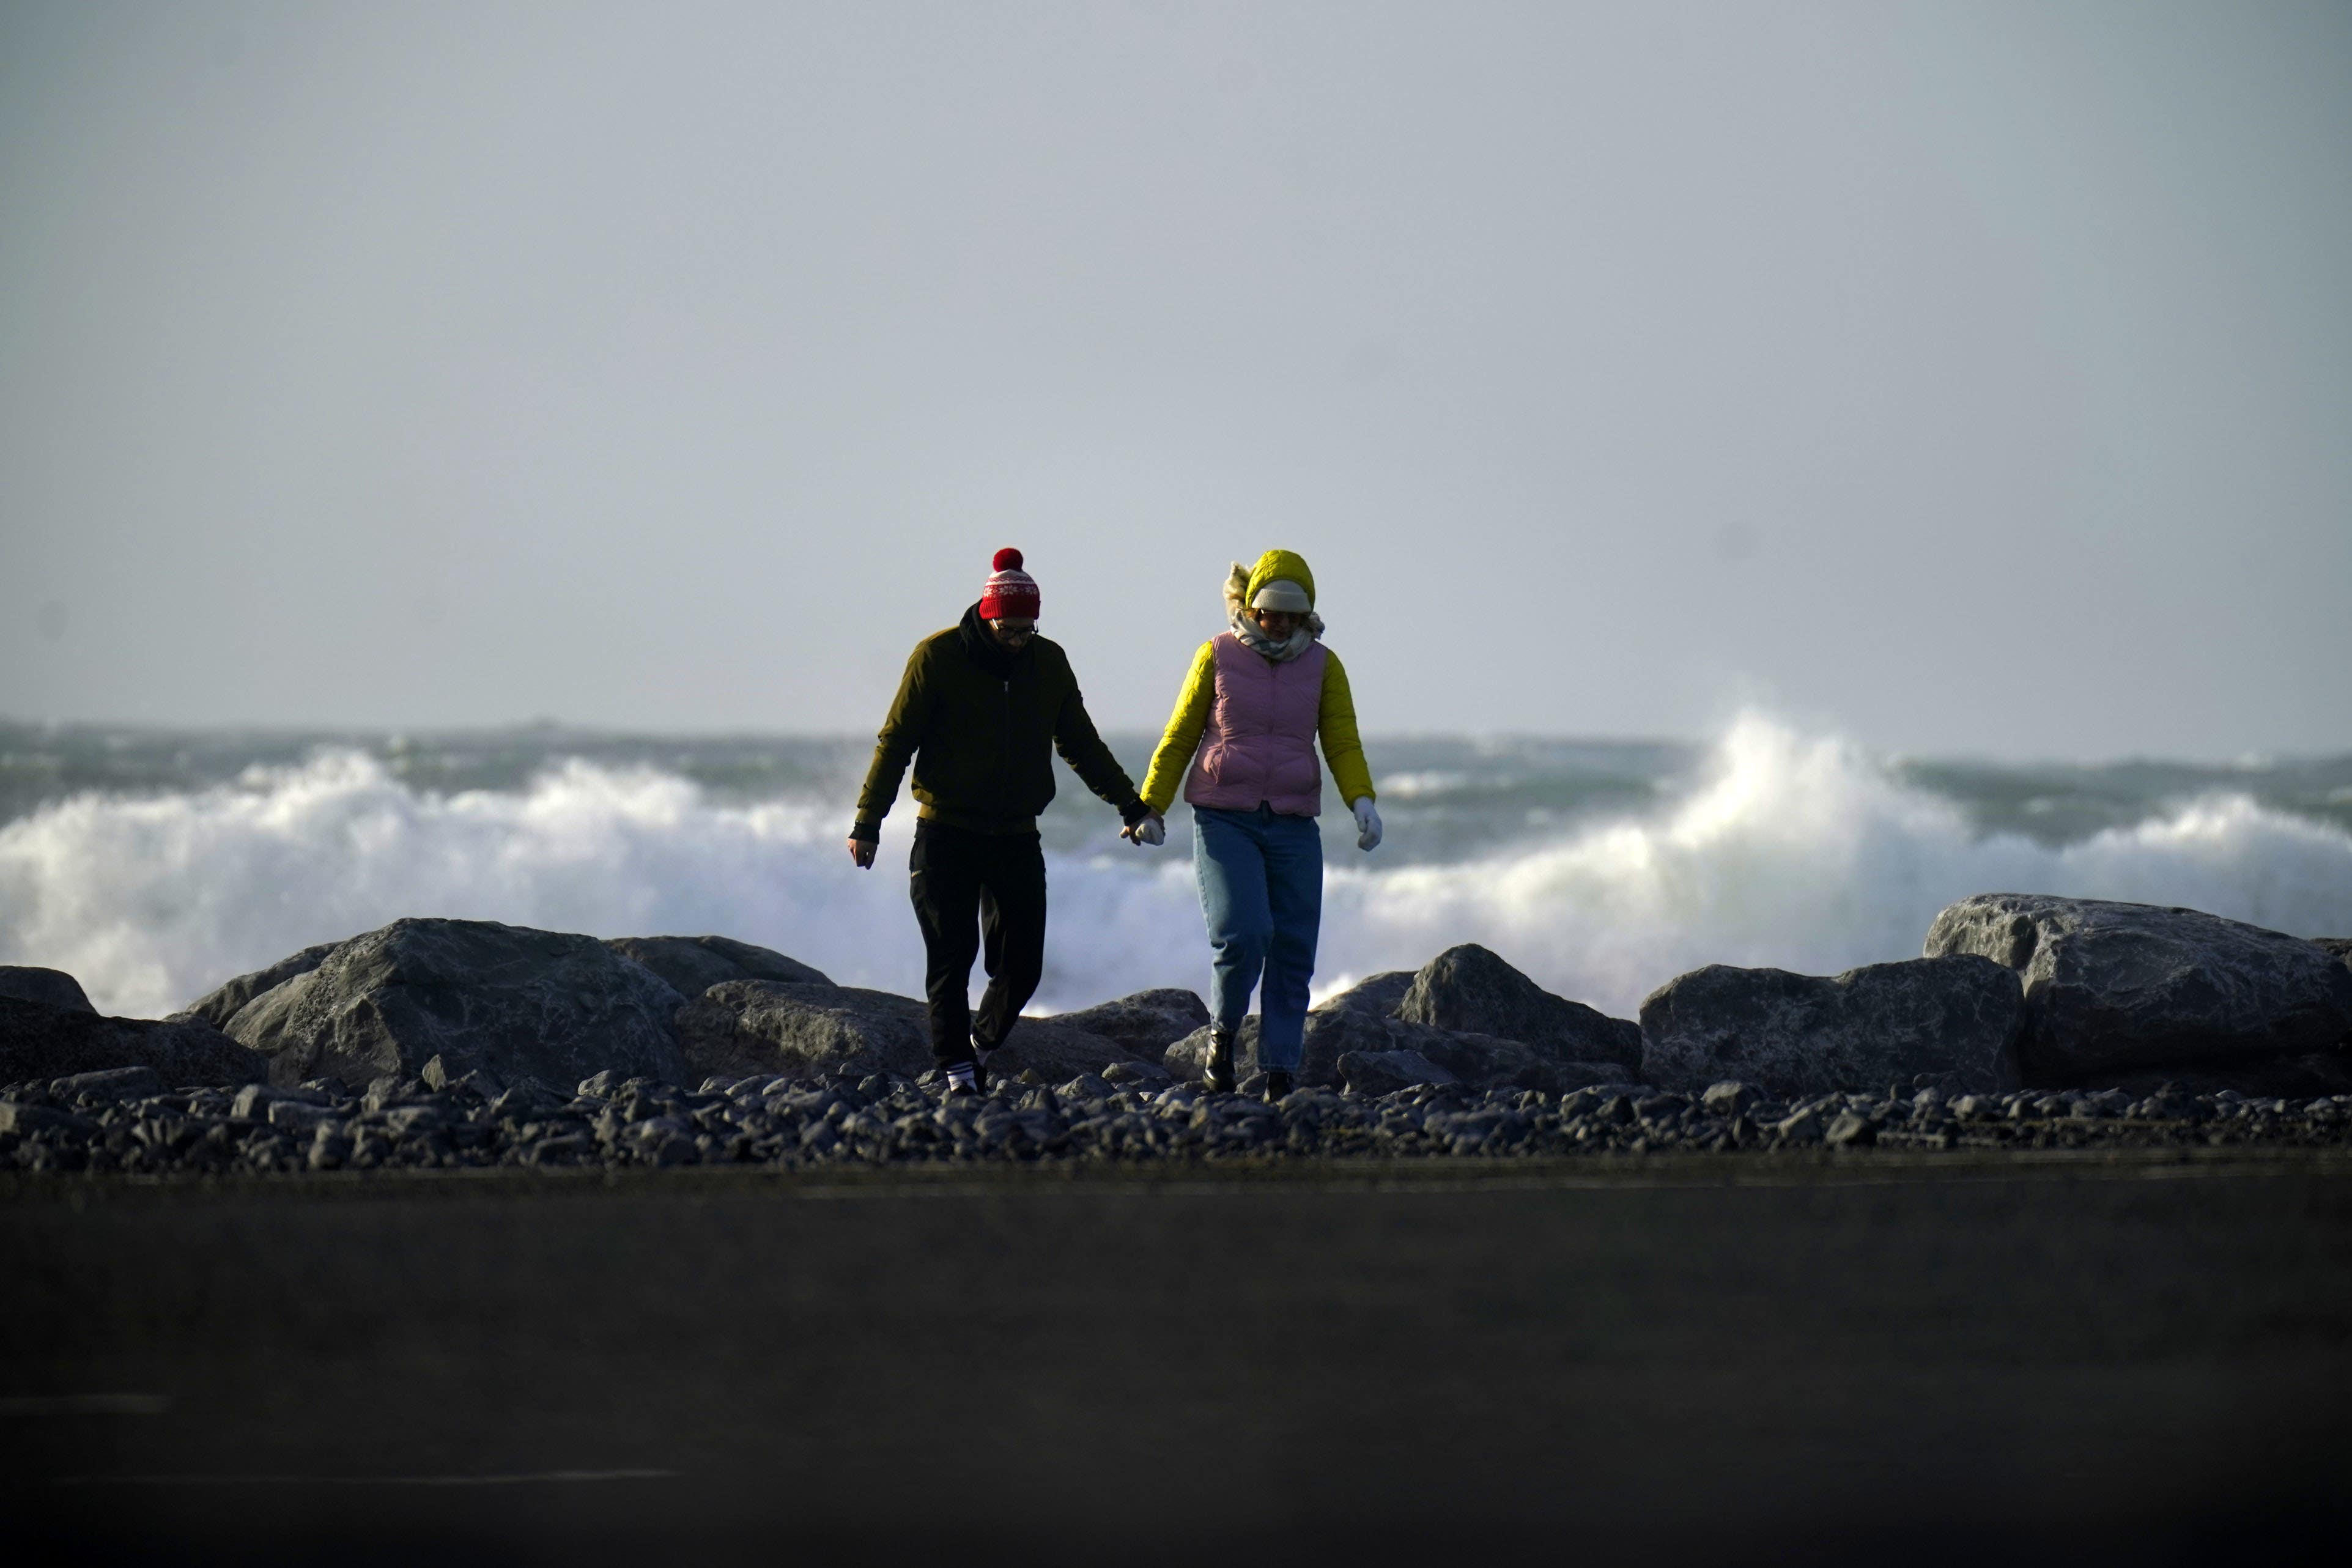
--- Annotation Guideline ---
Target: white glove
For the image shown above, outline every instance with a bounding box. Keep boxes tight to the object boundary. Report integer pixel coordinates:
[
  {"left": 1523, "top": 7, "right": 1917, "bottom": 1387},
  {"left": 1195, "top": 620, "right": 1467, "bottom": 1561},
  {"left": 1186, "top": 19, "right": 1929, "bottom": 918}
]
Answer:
[
  {"left": 1352, "top": 797, "right": 1382, "bottom": 852},
  {"left": 1128, "top": 812, "right": 1166, "bottom": 847}
]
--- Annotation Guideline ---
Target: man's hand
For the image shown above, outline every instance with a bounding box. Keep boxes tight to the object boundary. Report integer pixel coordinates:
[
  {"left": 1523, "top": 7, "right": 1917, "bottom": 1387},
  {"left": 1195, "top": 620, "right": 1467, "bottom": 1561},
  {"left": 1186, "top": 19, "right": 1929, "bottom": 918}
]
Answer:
[
  {"left": 847, "top": 836, "right": 878, "bottom": 869},
  {"left": 1121, "top": 812, "right": 1166, "bottom": 847}
]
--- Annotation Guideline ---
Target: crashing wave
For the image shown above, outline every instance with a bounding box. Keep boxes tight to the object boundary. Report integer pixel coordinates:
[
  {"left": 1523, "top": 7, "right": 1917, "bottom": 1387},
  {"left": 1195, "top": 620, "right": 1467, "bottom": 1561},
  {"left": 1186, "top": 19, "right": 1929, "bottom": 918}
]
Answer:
[{"left": 4, "top": 714, "right": 2348, "bottom": 1020}]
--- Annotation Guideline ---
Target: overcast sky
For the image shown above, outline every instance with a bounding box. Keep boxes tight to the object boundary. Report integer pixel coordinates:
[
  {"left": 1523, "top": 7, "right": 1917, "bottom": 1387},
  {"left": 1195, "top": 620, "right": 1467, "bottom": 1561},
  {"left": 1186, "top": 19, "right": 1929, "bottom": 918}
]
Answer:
[{"left": 3, "top": 1, "right": 2348, "bottom": 758}]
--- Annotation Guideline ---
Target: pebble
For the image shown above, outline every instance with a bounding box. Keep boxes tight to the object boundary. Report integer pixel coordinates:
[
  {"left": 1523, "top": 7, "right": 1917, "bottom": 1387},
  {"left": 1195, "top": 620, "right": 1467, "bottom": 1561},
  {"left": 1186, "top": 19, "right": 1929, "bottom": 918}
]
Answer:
[{"left": 1824, "top": 1111, "right": 1876, "bottom": 1148}]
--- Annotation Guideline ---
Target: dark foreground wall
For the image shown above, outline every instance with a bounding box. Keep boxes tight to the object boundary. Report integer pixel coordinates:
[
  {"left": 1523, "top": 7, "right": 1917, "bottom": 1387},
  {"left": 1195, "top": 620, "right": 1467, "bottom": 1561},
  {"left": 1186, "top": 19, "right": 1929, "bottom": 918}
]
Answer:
[{"left": 6, "top": 1158, "right": 2351, "bottom": 1562}]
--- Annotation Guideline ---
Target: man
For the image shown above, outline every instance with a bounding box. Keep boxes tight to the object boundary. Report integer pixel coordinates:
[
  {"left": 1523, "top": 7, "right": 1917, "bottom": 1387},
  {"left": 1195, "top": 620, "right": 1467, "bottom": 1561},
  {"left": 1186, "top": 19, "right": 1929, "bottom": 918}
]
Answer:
[{"left": 849, "top": 547, "right": 1153, "bottom": 1095}]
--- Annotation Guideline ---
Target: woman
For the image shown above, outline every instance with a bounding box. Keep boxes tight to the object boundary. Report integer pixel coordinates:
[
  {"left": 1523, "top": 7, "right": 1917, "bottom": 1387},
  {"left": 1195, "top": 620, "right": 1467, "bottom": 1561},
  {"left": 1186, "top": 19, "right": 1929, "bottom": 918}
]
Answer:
[{"left": 1131, "top": 549, "right": 1381, "bottom": 1100}]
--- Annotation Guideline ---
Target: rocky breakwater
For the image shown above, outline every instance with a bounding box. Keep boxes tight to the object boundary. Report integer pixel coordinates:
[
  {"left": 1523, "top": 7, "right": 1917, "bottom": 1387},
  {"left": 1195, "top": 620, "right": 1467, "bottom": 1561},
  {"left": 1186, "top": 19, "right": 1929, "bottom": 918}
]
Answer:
[
  {"left": 2, "top": 965, "right": 265, "bottom": 1089},
  {"left": 1923, "top": 895, "right": 2352, "bottom": 1095},
  {"left": 1633, "top": 897, "right": 2352, "bottom": 1101},
  {"left": 1640, "top": 956, "right": 2028, "bottom": 1098},
  {"left": 671, "top": 982, "right": 1176, "bottom": 1087},
  {"left": 75, "top": 913, "right": 1178, "bottom": 1099},
  {"left": 7, "top": 899, "right": 2350, "bottom": 1180},
  {"left": 1161, "top": 945, "right": 1642, "bottom": 1097},
  {"left": 177, "top": 919, "right": 691, "bottom": 1089}
]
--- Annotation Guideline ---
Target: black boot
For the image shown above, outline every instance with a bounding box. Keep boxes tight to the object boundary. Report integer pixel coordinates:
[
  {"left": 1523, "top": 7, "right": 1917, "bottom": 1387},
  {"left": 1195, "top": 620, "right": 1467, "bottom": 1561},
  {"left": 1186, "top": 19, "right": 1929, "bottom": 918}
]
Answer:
[
  {"left": 1206, "top": 1027, "right": 1237, "bottom": 1093},
  {"left": 1263, "top": 1070, "right": 1294, "bottom": 1104}
]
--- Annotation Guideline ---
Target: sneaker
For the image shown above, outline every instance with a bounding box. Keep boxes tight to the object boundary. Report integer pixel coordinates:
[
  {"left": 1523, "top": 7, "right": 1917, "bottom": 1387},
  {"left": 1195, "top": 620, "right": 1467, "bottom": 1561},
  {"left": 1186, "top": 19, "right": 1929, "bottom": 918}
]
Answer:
[
  {"left": 1205, "top": 1028, "right": 1237, "bottom": 1093},
  {"left": 1263, "top": 1070, "right": 1294, "bottom": 1104},
  {"left": 972, "top": 1043, "right": 997, "bottom": 1094}
]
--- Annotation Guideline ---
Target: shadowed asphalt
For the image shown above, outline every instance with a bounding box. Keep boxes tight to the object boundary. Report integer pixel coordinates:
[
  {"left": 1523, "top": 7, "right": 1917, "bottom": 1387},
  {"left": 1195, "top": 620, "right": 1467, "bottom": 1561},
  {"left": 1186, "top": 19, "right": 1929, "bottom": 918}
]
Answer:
[{"left": 6, "top": 1153, "right": 2350, "bottom": 1562}]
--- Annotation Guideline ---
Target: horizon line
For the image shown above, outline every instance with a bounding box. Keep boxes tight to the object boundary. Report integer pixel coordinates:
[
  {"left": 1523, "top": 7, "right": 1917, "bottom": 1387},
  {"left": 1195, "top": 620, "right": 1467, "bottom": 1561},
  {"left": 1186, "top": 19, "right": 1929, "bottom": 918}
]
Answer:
[{"left": 3, "top": 714, "right": 2348, "bottom": 772}]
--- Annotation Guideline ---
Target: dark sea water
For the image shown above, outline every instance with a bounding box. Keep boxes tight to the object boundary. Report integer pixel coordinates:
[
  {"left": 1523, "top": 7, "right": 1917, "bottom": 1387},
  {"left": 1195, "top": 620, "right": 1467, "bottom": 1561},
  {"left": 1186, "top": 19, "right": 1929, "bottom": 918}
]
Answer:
[{"left": 4, "top": 717, "right": 2348, "bottom": 1021}]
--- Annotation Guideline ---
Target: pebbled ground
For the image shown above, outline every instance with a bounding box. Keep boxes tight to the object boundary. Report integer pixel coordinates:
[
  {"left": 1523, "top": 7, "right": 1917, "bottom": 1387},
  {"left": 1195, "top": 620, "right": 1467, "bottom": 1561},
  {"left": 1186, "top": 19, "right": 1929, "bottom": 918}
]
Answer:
[{"left": 6, "top": 1068, "right": 2352, "bottom": 1180}]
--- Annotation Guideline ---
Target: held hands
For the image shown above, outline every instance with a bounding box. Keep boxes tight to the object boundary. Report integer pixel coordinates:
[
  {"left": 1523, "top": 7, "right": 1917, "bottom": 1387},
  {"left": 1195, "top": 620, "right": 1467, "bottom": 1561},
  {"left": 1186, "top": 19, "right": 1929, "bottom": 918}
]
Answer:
[
  {"left": 1122, "top": 812, "right": 1167, "bottom": 847},
  {"left": 847, "top": 836, "right": 878, "bottom": 870},
  {"left": 1352, "top": 797, "right": 1383, "bottom": 852}
]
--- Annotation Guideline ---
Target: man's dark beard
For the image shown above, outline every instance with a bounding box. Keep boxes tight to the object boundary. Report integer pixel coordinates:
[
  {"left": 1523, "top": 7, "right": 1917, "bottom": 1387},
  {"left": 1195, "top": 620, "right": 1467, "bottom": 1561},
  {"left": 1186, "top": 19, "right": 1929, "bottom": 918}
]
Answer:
[{"left": 958, "top": 602, "right": 1031, "bottom": 676}]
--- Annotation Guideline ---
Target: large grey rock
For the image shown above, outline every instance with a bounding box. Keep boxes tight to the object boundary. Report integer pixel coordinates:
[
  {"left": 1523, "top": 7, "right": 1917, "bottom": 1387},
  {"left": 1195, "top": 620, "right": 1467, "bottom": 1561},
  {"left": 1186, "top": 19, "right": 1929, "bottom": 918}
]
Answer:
[
  {"left": 1301, "top": 969, "right": 1635, "bottom": 1093},
  {"left": 1044, "top": 989, "right": 1209, "bottom": 1062},
  {"left": 174, "top": 941, "right": 341, "bottom": 1030},
  {"left": 675, "top": 980, "right": 931, "bottom": 1082},
  {"left": 1397, "top": 945, "right": 1641, "bottom": 1067},
  {"left": 0, "top": 1100, "right": 97, "bottom": 1136},
  {"left": 1923, "top": 895, "right": 2352, "bottom": 1082},
  {"left": 984, "top": 1018, "right": 1144, "bottom": 1082},
  {"left": 2313, "top": 937, "right": 2352, "bottom": 968},
  {"left": 1317, "top": 972, "right": 1416, "bottom": 1019},
  {"left": 2076, "top": 1051, "right": 2352, "bottom": 1100},
  {"left": 602, "top": 935, "right": 833, "bottom": 998},
  {"left": 1639, "top": 956, "right": 2027, "bottom": 1097},
  {"left": 1254, "top": 973, "right": 1422, "bottom": 1084},
  {"left": 51, "top": 1065, "right": 165, "bottom": 1101},
  {"left": 1300, "top": 1007, "right": 1400, "bottom": 1085},
  {"left": 1408, "top": 1029, "right": 1635, "bottom": 1095},
  {"left": 1159, "top": 1004, "right": 1623, "bottom": 1095},
  {"left": 1337, "top": 1049, "right": 1455, "bottom": 1096},
  {"left": 0, "top": 966, "right": 94, "bottom": 1015},
  {"left": 1, "top": 997, "right": 267, "bottom": 1087},
  {"left": 221, "top": 919, "right": 688, "bottom": 1089}
]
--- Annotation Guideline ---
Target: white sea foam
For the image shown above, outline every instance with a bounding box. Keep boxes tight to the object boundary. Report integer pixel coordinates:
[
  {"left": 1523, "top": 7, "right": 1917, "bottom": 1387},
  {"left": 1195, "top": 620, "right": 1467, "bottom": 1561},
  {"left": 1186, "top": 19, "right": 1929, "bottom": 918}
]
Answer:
[
  {"left": 3, "top": 715, "right": 2348, "bottom": 1021},
  {"left": 1316, "top": 717, "right": 2352, "bottom": 1013}
]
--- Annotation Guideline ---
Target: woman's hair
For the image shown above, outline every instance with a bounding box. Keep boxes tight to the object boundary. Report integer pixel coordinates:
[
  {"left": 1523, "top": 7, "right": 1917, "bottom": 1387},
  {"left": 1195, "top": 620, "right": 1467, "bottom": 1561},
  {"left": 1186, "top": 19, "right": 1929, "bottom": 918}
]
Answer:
[{"left": 1221, "top": 561, "right": 1253, "bottom": 619}]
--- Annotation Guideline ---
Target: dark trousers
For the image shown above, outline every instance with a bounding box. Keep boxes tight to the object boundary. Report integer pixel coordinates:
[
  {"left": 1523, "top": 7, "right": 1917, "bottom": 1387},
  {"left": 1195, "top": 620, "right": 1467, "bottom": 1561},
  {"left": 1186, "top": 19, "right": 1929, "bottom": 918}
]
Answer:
[{"left": 908, "top": 820, "right": 1048, "bottom": 1068}]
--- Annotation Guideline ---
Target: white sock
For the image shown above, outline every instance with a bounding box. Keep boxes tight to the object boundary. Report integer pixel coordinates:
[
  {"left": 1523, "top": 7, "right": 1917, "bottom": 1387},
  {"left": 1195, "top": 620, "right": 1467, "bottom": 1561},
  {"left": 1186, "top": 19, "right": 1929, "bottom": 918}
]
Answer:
[{"left": 945, "top": 1062, "right": 976, "bottom": 1091}]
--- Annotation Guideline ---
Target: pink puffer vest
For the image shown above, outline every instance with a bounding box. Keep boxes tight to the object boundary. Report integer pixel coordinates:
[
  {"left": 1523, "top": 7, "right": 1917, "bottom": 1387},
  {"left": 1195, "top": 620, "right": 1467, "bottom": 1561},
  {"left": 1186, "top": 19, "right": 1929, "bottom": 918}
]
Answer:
[{"left": 1184, "top": 634, "right": 1328, "bottom": 816}]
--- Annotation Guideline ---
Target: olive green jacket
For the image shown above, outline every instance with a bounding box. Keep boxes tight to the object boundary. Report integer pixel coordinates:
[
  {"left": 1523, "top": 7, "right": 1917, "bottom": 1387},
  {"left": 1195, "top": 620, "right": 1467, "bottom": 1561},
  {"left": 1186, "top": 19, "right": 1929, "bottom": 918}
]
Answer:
[{"left": 852, "top": 605, "right": 1144, "bottom": 838}]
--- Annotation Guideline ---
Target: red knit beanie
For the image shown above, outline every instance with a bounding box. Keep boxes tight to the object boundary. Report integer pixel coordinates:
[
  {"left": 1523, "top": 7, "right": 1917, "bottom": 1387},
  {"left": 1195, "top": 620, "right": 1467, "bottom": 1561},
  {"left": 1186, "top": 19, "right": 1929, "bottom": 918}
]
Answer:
[{"left": 978, "top": 547, "right": 1040, "bottom": 620}]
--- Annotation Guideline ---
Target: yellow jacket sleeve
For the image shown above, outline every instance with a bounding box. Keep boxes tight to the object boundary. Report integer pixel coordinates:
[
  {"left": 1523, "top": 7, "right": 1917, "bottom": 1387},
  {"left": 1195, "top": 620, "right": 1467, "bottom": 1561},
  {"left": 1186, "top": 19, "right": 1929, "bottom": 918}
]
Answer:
[
  {"left": 1141, "top": 642, "right": 1219, "bottom": 814},
  {"left": 1319, "top": 649, "right": 1375, "bottom": 807}
]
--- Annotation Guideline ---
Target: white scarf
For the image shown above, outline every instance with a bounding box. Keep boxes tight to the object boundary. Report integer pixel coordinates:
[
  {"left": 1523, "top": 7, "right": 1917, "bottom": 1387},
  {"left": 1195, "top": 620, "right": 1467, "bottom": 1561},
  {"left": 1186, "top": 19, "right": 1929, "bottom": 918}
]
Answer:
[{"left": 1222, "top": 561, "right": 1324, "bottom": 662}]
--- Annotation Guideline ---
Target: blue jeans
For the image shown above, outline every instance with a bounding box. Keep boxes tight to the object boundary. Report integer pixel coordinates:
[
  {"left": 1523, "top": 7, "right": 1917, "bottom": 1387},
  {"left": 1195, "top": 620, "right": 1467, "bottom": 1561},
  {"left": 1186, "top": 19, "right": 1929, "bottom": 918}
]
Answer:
[{"left": 1193, "top": 805, "right": 1323, "bottom": 1073}]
